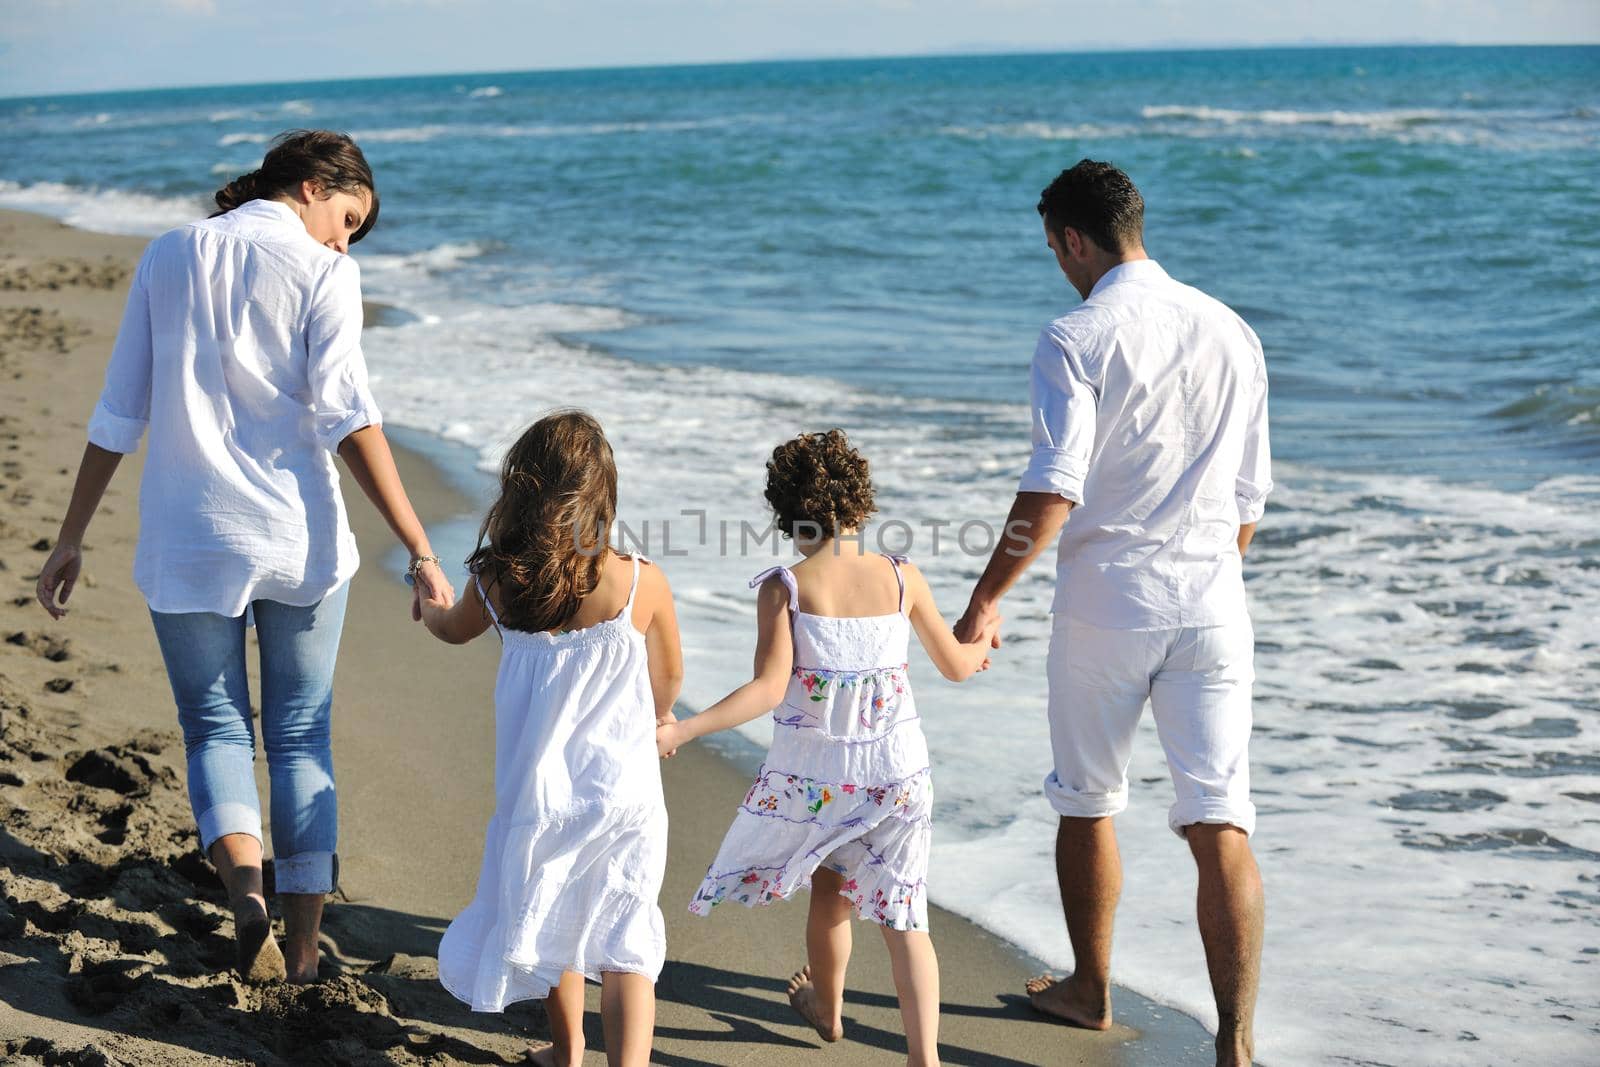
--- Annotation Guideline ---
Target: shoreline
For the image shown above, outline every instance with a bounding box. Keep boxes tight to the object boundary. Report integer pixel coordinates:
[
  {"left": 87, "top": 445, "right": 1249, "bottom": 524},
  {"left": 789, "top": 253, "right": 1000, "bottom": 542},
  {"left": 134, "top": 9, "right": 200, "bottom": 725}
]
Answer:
[{"left": 0, "top": 206, "right": 1218, "bottom": 1064}]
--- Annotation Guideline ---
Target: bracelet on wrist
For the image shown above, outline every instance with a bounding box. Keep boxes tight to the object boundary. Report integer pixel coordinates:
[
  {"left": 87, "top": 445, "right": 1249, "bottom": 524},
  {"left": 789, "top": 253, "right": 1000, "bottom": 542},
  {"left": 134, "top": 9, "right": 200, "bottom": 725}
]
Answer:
[{"left": 404, "top": 555, "right": 441, "bottom": 586}]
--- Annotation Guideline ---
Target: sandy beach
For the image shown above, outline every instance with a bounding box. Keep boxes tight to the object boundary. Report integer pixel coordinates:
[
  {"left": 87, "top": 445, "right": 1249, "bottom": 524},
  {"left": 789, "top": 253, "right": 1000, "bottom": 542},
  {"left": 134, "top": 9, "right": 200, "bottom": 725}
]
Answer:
[{"left": 0, "top": 207, "right": 1217, "bottom": 1065}]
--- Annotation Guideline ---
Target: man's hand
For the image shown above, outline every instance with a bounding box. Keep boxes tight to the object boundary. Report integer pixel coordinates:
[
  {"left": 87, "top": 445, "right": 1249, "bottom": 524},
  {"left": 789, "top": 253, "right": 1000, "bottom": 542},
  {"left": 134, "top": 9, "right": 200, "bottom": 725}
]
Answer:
[
  {"left": 955, "top": 598, "right": 1003, "bottom": 672},
  {"left": 955, "top": 598, "right": 1003, "bottom": 648}
]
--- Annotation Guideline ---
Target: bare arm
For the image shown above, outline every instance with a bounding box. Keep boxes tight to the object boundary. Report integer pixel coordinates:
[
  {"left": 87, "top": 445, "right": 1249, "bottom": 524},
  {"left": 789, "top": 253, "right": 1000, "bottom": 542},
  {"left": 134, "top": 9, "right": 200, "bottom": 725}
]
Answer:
[
  {"left": 954, "top": 491, "right": 1074, "bottom": 643},
  {"left": 337, "top": 424, "right": 453, "bottom": 617},
  {"left": 1238, "top": 522, "right": 1257, "bottom": 559},
  {"left": 658, "top": 577, "right": 792, "bottom": 755},
  {"left": 420, "top": 571, "right": 494, "bottom": 645},
  {"left": 902, "top": 561, "right": 1000, "bottom": 681},
  {"left": 638, "top": 562, "right": 684, "bottom": 726},
  {"left": 36, "top": 443, "right": 123, "bottom": 620}
]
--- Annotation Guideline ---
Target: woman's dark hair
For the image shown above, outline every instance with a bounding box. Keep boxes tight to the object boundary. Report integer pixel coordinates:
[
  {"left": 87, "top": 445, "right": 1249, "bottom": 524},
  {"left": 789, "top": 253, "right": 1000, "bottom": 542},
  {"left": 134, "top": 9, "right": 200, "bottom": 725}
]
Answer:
[
  {"left": 212, "top": 129, "right": 380, "bottom": 243},
  {"left": 765, "top": 429, "right": 876, "bottom": 541},
  {"left": 465, "top": 410, "right": 618, "bottom": 633},
  {"left": 1037, "top": 159, "right": 1143, "bottom": 254}
]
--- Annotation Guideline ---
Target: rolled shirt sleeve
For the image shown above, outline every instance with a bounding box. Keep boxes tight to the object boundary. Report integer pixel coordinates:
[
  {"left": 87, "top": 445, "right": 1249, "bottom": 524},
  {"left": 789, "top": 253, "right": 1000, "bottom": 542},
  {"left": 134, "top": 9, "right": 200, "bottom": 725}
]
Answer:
[
  {"left": 1235, "top": 338, "right": 1273, "bottom": 524},
  {"left": 1018, "top": 326, "right": 1097, "bottom": 504},
  {"left": 87, "top": 252, "right": 154, "bottom": 453},
  {"left": 304, "top": 254, "right": 381, "bottom": 451}
]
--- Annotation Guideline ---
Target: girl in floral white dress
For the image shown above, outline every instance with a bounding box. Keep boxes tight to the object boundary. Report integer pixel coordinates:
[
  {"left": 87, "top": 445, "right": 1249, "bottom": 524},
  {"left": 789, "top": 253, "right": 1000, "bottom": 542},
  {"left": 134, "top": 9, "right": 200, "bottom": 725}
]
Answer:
[
  {"left": 655, "top": 429, "right": 998, "bottom": 1067},
  {"left": 421, "top": 410, "right": 682, "bottom": 1067}
]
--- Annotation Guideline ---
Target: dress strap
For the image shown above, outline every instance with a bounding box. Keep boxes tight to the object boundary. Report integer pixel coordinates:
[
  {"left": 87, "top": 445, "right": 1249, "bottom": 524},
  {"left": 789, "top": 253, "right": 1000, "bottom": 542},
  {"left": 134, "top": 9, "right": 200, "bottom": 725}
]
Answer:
[
  {"left": 749, "top": 565, "right": 799, "bottom": 613},
  {"left": 623, "top": 554, "right": 649, "bottom": 614},
  {"left": 882, "top": 553, "right": 909, "bottom": 613},
  {"left": 473, "top": 572, "right": 503, "bottom": 636}
]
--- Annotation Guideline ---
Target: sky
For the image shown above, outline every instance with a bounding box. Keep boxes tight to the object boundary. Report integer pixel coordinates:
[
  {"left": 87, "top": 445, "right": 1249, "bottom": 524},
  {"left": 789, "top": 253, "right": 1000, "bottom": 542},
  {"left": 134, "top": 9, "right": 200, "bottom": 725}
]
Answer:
[{"left": 2, "top": 0, "right": 1598, "bottom": 98}]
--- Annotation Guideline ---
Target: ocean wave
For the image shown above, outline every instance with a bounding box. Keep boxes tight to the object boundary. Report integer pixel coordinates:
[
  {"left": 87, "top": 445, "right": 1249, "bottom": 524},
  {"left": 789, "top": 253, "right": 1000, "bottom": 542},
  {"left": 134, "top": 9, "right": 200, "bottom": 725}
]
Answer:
[
  {"left": 467, "top": 85, "right": 503, "bottom": 99},
  {"left": 1141, "top": 104, "right": 1460, "bottom": 129},
  {"left": 350, "top": 116, "right": 748, "bottom": 144},
  {"left": 0, "top": 180, "right": 202, "bottom": 237},
  {"left": 943, "top": 105, "right": 1594, "bottom": 151},
  {"left": 359, "top": 240, "right": 495, "bottom": 277},
  {"left": 217, "top": 131, "right": 270, "bottom": 147}
]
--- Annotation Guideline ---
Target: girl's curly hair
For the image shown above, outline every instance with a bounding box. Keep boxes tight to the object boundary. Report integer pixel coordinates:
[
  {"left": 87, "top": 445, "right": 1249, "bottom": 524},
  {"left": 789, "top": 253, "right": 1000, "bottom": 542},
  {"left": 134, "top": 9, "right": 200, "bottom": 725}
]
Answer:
[
  {"left": 765, "top": 429, "right": 875, "bottom": 540},
  {"left": 465, "top": 410, "right": 616, "bottom": 633}
]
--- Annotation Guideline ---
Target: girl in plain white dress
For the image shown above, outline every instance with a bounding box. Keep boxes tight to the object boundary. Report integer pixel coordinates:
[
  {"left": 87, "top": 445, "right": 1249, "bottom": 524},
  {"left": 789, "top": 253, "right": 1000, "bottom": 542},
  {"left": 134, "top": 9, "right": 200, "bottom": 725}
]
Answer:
[
  {"left": 655, "top": 429, "right": 998, "bottom": 1067},
  {"left": 421, "top": 410, "right": 682, "bottom": 1067}
]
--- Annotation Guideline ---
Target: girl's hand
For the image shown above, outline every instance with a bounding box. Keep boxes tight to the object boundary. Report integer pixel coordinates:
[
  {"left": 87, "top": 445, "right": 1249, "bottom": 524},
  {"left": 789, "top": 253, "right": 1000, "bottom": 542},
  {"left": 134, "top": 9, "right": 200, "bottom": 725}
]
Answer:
[
  {"left": 36, "top": 541, "right": 83, "bottom": 620},
  {"left": 656, "top": 720, "right": 685, "bottom": 759}
]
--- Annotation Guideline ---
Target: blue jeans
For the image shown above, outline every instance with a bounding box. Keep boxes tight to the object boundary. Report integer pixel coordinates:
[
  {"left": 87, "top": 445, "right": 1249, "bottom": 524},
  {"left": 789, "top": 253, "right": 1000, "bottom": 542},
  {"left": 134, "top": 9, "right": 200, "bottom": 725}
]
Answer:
[{"left": 149, "top": 583, "right": 349, "bottom": 895}]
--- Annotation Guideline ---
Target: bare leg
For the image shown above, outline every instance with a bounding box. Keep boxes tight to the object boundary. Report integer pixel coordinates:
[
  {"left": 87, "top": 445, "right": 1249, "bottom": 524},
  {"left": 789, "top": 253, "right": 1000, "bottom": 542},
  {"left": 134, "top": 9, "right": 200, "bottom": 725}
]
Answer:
[
  {"left": 881, "top": 927, "right": 940, "bottom": 1067},
  {"left": 599, "top": 970, "right": 655, "bottom": 1067},
  {"left": 1186, "top": 825, "right": 1263, "bottom": 1067},
  {"left": 1026, "top": 815, "right": 1117, "bottom": 1030},
  {"left": 279, "top": 893, "right": 324, "bottom": 983},
  {"left": 208, "top": 833, "right": 285, "bottom": 983},
  {"left": 529, "top": 971, "right": 586, "bottom": 1067},
  {"left": 788, "top": 868, "right": 851, "bottom": 1041}
]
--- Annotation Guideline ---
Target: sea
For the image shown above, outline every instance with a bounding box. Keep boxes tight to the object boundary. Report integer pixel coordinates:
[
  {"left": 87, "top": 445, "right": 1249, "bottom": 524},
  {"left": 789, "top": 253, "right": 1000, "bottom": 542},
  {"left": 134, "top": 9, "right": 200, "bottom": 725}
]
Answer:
[{"left": 3, "top": 45, "right": 1596, "bottom": 1066}]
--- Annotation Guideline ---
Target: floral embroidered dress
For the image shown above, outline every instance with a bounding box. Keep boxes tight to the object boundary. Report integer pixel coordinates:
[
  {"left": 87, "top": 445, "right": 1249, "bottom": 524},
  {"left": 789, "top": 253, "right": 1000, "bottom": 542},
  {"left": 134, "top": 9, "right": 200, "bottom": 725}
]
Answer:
[
  {"left": 438, "top": 555, "right": 667, "bottom": 1012},
  {"left": 690, "top": 553, "right": 931, "bottom": 931}
]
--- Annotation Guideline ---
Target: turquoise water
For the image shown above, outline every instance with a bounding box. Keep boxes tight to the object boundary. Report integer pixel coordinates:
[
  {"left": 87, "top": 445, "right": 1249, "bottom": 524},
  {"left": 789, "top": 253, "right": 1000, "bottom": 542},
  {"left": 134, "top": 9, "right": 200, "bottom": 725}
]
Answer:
[{"left": 3, "top": 47, "right": 1598, "bottom": 1065}]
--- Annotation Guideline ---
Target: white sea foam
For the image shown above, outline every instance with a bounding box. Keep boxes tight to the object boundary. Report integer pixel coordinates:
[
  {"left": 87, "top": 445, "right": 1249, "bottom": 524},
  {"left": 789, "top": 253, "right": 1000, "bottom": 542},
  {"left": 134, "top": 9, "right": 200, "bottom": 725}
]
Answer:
[
  {"left": 280, "top": 99, "right": 313, "bottom": 115},
  {"left": 0, "top": 180, "right": 202, "bottom": 237},
  {"left": 1141, "top": 104, "right": 1459, "bottom": 129},
  {"left": 467, "top": 85, "right": 504, "bottom": 99},
  {"left": 217, "top": 131, "right": 269, "bottom": 147},
  {"left": 353, "top": 275, "right": 1600, "bottom": 1066}
]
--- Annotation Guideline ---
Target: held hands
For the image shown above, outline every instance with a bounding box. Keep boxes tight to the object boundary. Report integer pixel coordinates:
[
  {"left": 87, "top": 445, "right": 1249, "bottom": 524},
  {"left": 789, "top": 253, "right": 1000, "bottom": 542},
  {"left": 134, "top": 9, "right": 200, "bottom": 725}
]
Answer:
[
  {"left": 656, "top": 714, "right": 685, "bottom": 760},
  {"left": 35, "top": 540, "right": 83, "bottom": 621},
  {"left": 954, "top": 598, "right": 1004, "bottom": 672},
  {"left": 409, "top": 558, "right": 455, "bottom": 622}
]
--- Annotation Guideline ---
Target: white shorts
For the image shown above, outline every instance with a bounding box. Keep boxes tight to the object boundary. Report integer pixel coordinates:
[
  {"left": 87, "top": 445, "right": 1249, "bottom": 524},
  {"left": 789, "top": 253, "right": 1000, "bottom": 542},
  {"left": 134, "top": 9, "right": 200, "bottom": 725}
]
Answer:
[{"left": 1044, "top": 616, "right": 1256, "bottom": 837}]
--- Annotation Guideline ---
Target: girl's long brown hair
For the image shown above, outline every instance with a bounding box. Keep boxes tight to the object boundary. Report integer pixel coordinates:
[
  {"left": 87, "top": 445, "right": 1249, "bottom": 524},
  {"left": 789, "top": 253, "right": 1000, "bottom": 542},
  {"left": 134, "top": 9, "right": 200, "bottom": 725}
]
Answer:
[{"left": 466, "top": 410, "right": 617, "bottom": 633}]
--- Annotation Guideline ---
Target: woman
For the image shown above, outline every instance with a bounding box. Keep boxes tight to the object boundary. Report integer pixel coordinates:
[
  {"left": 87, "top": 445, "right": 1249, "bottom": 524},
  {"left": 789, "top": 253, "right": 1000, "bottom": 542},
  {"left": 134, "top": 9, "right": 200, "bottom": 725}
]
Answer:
[{"left": 35, "top": 129, "right": 453, "bottom": 985}]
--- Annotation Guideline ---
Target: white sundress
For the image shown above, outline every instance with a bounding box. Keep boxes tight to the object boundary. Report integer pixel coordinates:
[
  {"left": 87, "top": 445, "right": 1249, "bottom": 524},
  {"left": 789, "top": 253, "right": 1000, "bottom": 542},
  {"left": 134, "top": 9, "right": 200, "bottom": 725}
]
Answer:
[
  {"left": 438, "top": 555, "right": 668, "bottom": 1012},
  {"left": 690, "top": 553, "right": 932, "bottom": 932}
]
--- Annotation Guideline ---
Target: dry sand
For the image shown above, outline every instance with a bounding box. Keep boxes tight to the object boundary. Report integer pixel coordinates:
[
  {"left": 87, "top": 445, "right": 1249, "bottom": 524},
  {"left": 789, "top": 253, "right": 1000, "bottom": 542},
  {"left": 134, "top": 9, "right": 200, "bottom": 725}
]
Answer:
[{"left": 0, "top": 207, "right": 1217, "bottom": 1065}]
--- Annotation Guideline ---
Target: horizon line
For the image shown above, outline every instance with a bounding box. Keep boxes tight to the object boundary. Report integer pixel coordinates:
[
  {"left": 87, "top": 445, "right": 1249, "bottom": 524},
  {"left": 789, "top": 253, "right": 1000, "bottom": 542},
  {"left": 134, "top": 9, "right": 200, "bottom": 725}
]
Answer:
[{"left": 3, "top": 39, "right": 1597, "bottom": 103}]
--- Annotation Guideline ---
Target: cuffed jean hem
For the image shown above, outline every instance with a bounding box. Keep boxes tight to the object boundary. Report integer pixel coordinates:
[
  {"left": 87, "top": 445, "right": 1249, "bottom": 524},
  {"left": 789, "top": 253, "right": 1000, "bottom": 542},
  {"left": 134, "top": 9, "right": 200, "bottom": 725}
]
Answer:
[
  {"left": 1043, "top": 771, "right": 1129, "bottom": 820},
  {"left": 273, "top": 850, "right": 336, "bottom": 895},
  {"left": 1169, "top": 798, "right": 1256, "bottom": 839},
  {"left": 195, "top": 801, "right": 263, "bottom": 854}
]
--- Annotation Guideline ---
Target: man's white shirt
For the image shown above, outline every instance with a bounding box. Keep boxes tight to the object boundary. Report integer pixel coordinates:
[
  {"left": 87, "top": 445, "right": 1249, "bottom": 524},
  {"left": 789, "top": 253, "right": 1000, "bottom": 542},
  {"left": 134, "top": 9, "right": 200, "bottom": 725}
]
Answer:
[{"left": 1019, "top": 259, "right": 1271, "bottom": 630}]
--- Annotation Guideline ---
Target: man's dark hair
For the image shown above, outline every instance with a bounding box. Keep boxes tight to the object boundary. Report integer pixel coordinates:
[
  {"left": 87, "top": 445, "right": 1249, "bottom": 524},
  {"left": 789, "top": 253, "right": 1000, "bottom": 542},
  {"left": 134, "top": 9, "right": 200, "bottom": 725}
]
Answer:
[{"left": 1037, "top": 159, "right": 1144, "bottom": 254}]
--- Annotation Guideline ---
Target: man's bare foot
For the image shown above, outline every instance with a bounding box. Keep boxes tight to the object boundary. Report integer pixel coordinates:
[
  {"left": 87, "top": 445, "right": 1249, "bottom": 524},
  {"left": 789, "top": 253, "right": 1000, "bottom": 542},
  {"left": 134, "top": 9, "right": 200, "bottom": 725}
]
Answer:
[
  {"left": 787, "top": 966, "right": 843, "bottom": 1042},
  {"left": 526, "top": 1040, "right": 583, "bottom": 1067},
  {"left": 1025, "top": 974, "right": 1111, "bottom": 1030},
  {"left": 234, "top": 911, "right": 286, "bottom": 984}
]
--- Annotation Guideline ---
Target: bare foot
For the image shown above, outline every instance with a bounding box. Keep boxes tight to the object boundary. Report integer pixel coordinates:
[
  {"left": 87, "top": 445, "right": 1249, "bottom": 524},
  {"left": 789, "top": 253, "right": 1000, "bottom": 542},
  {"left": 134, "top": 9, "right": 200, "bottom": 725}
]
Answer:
[
  {"left": 1025, "top": 974, "right": 1111, "bottom": 1031},
  {"left": 235, "top": 912, "right": 286, "bottom": 984},
  {"left": 787, "top": 966, "right": 843, "bottom": 1042},
  {"left": 526, "top": 1041, "right": 582, "bottom": 1066}
]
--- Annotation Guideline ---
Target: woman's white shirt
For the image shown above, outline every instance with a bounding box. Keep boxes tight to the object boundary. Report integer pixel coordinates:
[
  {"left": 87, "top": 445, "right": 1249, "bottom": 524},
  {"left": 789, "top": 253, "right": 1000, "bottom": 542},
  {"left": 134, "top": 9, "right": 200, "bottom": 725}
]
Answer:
[{"left": 88, "top": 198, "right": 382, "bottom": 617}]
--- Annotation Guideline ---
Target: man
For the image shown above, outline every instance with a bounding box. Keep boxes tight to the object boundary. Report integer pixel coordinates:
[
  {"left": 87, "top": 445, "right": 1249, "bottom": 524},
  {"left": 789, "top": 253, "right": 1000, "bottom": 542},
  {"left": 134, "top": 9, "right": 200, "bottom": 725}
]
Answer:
[{"left": 955, "top": 160, "right": 1270, "bottom": 1067}]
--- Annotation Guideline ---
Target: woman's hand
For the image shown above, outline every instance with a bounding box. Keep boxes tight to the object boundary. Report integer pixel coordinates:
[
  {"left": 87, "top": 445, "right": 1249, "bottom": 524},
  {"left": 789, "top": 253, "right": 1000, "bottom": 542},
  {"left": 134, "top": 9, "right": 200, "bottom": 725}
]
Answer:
[
  {"left": 36, "top": 541, "right": 83, "bottom": 620},
  {"left": 410, "top": 558, "right": 454, "bottom": 622}
]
